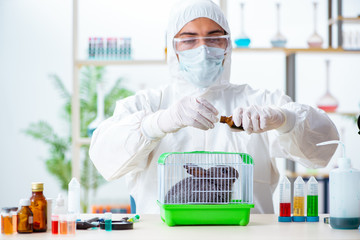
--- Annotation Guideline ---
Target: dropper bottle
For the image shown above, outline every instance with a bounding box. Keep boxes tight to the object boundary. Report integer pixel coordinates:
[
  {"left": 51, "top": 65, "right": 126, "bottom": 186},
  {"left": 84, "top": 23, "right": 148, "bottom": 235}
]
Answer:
[{"left": 317, "top": 140, "right": 360, "bottom": 229}]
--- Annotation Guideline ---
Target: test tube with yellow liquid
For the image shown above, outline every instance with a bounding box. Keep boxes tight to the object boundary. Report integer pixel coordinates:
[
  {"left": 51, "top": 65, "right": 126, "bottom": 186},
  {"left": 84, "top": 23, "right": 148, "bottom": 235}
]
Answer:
[{"left": 292, "top": 176, "right": 305, "bottom": 222}]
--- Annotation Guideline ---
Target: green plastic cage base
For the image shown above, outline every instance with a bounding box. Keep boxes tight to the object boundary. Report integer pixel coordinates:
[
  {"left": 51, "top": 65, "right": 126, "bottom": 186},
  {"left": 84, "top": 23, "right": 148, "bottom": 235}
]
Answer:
[{"left": 157, "top": 201, "right": 254, "bottom": 226}]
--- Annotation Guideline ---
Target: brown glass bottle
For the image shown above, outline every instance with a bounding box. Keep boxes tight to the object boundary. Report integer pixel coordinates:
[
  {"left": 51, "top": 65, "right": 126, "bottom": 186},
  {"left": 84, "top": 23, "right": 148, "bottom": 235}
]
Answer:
[
  {"left": 220, "top": 116, "right": 244, "bottom": 130},
  {"left": 17, "top": 199, "right": 33, "bottom": 233},
  {"left": 30, "top": 183, "right": 47, "bottom": 232}
]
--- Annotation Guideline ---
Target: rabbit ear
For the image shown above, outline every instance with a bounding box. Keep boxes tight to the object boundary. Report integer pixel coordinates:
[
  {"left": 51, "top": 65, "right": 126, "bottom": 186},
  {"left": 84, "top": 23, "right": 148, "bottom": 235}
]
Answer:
[{"left": 183, "top": 164, "right": 207, "bottom": 177}]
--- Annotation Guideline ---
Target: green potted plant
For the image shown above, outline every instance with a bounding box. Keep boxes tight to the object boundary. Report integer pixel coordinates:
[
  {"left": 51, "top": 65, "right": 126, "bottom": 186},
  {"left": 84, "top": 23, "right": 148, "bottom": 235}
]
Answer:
[{"left": 24, "top": 66, "right": 134, "bottom": 212}]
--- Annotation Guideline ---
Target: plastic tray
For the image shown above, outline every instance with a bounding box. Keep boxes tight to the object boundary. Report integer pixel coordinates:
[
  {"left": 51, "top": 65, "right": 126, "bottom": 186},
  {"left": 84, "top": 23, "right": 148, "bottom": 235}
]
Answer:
[{"left": 158, "top": 201, "right": 254, "bottom": 226}]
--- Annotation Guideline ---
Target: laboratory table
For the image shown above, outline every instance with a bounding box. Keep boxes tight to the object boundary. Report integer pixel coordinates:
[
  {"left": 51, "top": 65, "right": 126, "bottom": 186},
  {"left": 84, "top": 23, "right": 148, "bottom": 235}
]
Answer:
[{"left": 1, "top": 214, "right": 359, "bottom": 240}]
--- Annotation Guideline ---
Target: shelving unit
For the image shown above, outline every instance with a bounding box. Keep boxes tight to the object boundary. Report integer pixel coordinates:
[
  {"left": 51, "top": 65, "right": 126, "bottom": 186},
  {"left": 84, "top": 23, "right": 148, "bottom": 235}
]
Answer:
[{"left": 71, "top": 0, "right": 360, "bottom": 179}]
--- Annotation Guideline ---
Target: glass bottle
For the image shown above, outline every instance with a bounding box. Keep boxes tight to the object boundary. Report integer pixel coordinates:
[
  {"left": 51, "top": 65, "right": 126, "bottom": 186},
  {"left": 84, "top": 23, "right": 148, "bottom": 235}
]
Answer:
[
  {"left": 307, "top": 1, "right": 323, "bottom": 48},
  {"left": 1, "top": 208, "right": 12, "bottom": 235},
  {"left": 17, "top": 199, "right": 33, "bottom": 233},
  {"left": 30, "top": 182, "right": 47, "bottom": 232},
  {"left": 220, "top": 116, "right": 244, "bottom": 130},
  {"left": 270, "top": 2, "right": 287, "bottom": 48},
  {"left": 316, "top": 60, "right": 339, "bottom": 112},
  {"left": 234, "top": 2, "right": 251, "bottom": 48},
  {"left": 10, "top": 208, "right": 18, "bottom": 233}
]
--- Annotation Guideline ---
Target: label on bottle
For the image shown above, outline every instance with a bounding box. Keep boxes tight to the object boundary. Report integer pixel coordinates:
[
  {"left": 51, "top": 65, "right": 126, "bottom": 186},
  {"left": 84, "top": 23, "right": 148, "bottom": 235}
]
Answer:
[{"left": 28, "top": 216, "right": 33, "bottom": 224}]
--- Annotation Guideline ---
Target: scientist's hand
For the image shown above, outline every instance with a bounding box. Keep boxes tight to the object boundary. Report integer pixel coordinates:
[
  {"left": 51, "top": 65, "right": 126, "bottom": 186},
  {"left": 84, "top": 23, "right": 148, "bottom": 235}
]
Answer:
[
  {"left": 232, "top": 105, "right": 286, "bottom": 134},
  {"left": 158, "top": 96, "right": 219, "bottom": 133}
]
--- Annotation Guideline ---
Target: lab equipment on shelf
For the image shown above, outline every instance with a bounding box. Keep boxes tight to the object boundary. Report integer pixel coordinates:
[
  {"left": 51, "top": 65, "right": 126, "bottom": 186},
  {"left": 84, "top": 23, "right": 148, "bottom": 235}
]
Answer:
[
  {"left": 316, "top": 59, "right": 339, "bottom": 112},
  {"left": 88, "top": 37, "right": 132, "bottom": 60},
  {"left": 157, "top": 151, "right": 254, "bottom": 226},
  {"left": 270, "top": 2, "right": 287, "bottom": 48},
  {"left": 306, "top": 176, "right": 319, "bottom": 222},
  {"left": 17, "top": 199, "right": 33, "bottom": 233},
  {"left": 293, "top": 176, "right": 305, "bottom": 222},
  {"left": 234, "top": 2, "right": 251, "bottom": 48},
  {"left": 307, "top": 1, "right": 323, "bottom": 48},
  {"left": 317, "top": 140, "right": 360, "bottom": 229},
  {"left": 29, "top": 182, "right": 47, "bottom": 232},
  {"left": 278, "top": 176, "right": 292, "bottom": 222}
]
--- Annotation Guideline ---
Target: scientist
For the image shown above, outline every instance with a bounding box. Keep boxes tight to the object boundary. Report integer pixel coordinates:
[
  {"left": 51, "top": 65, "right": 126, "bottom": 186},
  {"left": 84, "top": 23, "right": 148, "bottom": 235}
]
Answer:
[{"left": 89, "top": 0, "right": 339, "bottom": 214}]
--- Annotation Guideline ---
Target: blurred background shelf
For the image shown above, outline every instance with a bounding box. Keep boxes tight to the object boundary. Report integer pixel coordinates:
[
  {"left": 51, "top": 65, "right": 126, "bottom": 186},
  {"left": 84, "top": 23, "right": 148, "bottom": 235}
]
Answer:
[
  {"left": 329, "top": 16, "right": 360, "bottom": 25},
  {"left": 75, "top": 59, "right": 166, "bottom": 66}
]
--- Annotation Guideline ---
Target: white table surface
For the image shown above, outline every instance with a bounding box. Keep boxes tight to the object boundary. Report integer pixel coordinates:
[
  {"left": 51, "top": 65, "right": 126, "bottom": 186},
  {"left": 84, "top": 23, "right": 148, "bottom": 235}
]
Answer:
[{"left": 1, "top": 214, "right": 359, "bottom": 240}]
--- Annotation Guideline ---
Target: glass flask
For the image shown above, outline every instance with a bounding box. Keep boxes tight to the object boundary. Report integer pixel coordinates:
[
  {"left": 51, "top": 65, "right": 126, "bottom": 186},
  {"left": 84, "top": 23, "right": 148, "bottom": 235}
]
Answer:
[
  {"left": 270, "top": 2, "right": 287, "bottom": 48},
  {"left": 316, "top": 60, "right": 339, "bottom": 112},
  {"left": 307, "top": 1, "right": 323, "bottom": 48},
  {"left": 234, "top": 2, "right": 251, "bottom": 48}
]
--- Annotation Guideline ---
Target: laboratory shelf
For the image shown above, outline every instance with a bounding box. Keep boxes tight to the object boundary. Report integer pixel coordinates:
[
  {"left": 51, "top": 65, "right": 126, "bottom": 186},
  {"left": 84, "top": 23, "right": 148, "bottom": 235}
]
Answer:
[
  {"left": 328, "top": 16, "right": 360, "bottom": 25},
  {"left": 75, "top": 59, "right": 166, "bottom": 67},
  {"left": 232, "top": 48, "right": 360, "bottom": 55}
]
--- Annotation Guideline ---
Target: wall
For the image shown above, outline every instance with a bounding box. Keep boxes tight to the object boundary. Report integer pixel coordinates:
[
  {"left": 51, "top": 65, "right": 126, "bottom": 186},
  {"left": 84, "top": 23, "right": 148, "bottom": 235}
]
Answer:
[{"left": 0, "top": 0, "right": 359, "bottom": 213}]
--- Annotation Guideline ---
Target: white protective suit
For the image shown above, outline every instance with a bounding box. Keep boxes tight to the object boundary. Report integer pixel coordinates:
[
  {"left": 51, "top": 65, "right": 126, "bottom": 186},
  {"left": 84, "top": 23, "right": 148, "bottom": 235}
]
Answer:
[{"left": 89, "top": 0, "right": 339, "bottom": 214}]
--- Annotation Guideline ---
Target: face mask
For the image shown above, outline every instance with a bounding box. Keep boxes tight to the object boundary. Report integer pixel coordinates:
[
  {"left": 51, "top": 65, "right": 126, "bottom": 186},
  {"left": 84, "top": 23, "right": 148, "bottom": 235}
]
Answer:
[{"left": 178, "top": 45, "right": 225, "bottom": 88}]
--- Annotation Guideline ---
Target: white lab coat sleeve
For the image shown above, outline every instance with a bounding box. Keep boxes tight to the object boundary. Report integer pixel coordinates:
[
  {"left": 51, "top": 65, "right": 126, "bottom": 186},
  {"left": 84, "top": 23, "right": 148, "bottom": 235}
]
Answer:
[
  {"left": 89, "top": 90, "right": 163, "bottom": 181},
  {"left": 269, "top": 90, "right": 339, "bottom": 168}
]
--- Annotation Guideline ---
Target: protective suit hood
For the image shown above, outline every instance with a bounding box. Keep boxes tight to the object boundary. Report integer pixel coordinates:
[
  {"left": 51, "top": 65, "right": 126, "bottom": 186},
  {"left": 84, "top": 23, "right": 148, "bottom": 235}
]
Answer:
[{"left": 166, "top": 0, "right": 232, "bottom": 96}]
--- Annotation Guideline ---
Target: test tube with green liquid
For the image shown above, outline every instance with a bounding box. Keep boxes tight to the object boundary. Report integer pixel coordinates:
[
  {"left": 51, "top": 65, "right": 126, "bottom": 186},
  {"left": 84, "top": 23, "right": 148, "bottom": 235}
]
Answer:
[{"left": 306, "top": 176, "right": 319, "bottom": 222}]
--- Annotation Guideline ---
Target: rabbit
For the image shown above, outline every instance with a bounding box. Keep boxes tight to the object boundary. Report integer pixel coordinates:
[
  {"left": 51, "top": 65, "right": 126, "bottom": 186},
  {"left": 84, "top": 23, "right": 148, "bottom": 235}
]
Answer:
[{"left": 164, "top": 164, "right": 239, "bottom": 204}]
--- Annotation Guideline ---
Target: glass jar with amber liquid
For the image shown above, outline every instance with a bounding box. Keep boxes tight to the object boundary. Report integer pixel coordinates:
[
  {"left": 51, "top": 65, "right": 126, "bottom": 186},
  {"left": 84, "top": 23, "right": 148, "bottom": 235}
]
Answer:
[
  {"left": 17, "top": 199, "right": 33, "bottom": 233},
  {"left": 30, "top": 182, "right": 47, "bottom": 232}
]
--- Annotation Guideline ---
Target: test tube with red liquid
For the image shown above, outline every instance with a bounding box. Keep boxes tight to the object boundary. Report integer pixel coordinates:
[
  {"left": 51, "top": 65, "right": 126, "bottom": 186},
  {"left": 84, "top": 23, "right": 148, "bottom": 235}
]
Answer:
[{"left": 278, "top": 176, "right": 292, "bottom": 222}]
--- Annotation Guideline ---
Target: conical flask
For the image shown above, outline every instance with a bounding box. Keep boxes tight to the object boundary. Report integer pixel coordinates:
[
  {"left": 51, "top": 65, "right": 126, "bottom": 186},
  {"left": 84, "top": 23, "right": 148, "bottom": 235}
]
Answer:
[
  {"left": 270, "top": 2, "right": 287, "bottom": 48},
  {"left": 234, "top": 2, "right": 251, "bottom": 48},
  {"left": 316, "top": 60, "right": 339, "bottom": 112},
  {"left": 307, "top": 1, "right": 323, "bottom": 48}
]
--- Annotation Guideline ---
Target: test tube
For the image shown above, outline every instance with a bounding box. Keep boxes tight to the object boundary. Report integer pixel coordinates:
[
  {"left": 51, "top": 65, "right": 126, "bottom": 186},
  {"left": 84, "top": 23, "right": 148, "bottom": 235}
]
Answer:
[
  {"left": 306, "top": 176, "right": 319, "bottom": 222},
  {"left": 293, "top": 176, "right": 305, "bottom": 222},
  {"left": 278, "top": 176, "right": 292, "bottom": 222},
  {"left": 67, "top": 214, "right": 76, "bottom": 234},
  {"left": 104, "top": 212, "right": 112, "bottom": 232},
  {"left": 59, "top": 214, "right": 67, "bottom": 235}
]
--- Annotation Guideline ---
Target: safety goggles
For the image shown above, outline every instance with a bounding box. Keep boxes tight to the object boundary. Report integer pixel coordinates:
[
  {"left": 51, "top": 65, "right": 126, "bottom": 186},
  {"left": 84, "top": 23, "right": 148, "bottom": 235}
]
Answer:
[{"left": 173, "top": 35, "right": 230, "bottom": 53}]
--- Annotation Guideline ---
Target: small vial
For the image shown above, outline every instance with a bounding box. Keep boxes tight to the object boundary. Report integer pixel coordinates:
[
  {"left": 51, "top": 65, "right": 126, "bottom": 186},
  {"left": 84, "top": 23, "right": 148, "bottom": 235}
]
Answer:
[
  {"left": 67, "top": 214, "right": 76, "bottom": 234},
  {"left": 10, "top": 207, "right": 18, "bottom": 233},
  {"left": 2, "top": 208, "right": 13, "bottom": 234},
  {"left": 306, "top": 176, "right": 319, "bottom": 222},
  {"left": 278, "top": 176, "right": 292, "bottom": 222},
  {"left": 59, "top": 214, "right": 67, "bottom": 235},
  {"left": 293, "top": 176, "right": 305, "bottom": 222},
  {"left": 17, "top": 199, "right": 33, "bottom": 233},
  {"left": 51, "top": 215, "right": 59, "bottom": 234},
  {"left": 220, "top": 116, "right": 244, "bottom": 130},
  {"left": 104, "top": 212, "right": 112, "bottom": 231}
]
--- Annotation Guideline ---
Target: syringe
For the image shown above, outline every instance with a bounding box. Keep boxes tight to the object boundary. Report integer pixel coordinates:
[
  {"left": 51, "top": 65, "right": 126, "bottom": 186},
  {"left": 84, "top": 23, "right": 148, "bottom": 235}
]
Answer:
[
  {"left": 293, "top": 176, "right": 305, "bottom": 222},
  {"left": 306, "top": 176, "right": 319, "bottom": 222},
  {"left": 278, "top": 176, "right": 292, "bottom": 222}
]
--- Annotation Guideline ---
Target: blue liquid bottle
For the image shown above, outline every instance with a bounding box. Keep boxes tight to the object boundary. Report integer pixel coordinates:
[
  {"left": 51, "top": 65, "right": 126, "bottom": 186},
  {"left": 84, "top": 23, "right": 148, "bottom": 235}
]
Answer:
[{"left": 104, "top": 212, "right": 112, "bottom": 232}]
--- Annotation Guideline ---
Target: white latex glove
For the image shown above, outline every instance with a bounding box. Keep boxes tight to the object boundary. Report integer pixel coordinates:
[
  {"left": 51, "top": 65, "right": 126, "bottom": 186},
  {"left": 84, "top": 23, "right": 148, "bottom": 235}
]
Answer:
[
  {"left": 232, "top": 105, "right": 288, "bottom": 134},
  {"left": 158, "top": 96, "right": 219, "bottom": 133}
]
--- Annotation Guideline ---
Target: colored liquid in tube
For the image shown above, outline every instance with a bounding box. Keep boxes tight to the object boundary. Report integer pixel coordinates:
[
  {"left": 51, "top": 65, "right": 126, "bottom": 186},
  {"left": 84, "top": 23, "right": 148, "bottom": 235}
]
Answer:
[
  {"left": 278, "top": 176, "right": 292, "bottom": 222},
  {"left": 293, "top": 176, "right": 305, "bottom": 222},
  {"left": 306, "top": 176, "right": 319, "bottom": 221}
]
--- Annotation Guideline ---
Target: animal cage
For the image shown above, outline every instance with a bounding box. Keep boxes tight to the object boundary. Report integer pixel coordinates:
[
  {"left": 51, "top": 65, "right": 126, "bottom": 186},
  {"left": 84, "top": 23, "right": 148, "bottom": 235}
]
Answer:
[{"left": 157, "top": 151, "right": 254, "bottom": 226}]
